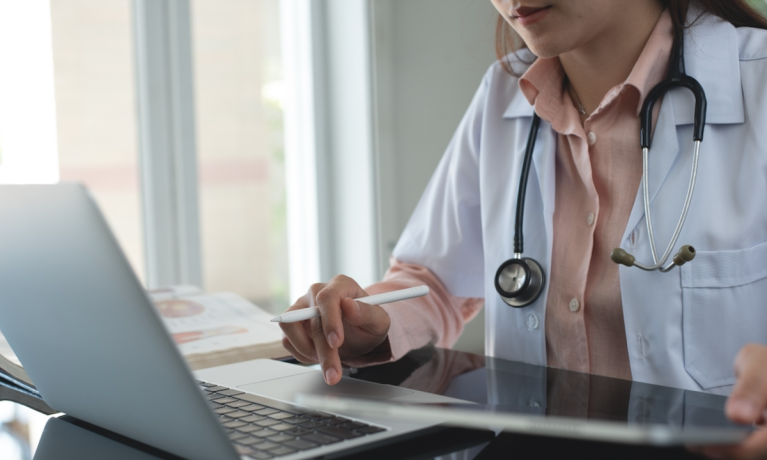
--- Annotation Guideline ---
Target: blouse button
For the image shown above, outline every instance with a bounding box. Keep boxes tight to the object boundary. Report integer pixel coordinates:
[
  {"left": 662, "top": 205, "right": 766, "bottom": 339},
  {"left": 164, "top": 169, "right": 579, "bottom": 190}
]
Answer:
[
  {"left": 569, "top": 298, "right": 580, "bottom": 312},
  {"left": 587, "top": 132, "right": 597, "bottom": 145}
]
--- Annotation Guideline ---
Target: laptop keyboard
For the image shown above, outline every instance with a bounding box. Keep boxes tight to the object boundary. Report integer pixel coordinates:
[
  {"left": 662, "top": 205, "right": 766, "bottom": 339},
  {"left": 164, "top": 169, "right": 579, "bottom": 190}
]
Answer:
[{"left": 198, "top": 380, "right": 387, "bottom": 459}]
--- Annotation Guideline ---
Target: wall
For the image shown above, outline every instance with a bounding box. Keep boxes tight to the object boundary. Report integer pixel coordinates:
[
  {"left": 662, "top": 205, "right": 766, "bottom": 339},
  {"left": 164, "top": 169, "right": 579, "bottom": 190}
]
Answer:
[{"left": 371, "top": 0, "right": 499, "bottom": 354}]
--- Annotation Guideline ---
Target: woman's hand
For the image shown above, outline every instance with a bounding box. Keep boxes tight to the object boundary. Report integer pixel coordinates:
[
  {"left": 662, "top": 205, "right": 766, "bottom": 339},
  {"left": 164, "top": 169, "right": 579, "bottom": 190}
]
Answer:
[
  {"left": 693, "top": 344, "right": 767, "bottom": 459},
  {"left": 279, "top": 275, "right": 391, "bottom": 385}
]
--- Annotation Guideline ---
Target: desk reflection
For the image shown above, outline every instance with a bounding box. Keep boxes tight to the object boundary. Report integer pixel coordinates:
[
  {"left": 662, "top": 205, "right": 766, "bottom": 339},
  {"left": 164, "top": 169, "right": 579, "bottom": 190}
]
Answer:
[
  {"left": 34, "top": 417, "right": 164, "bottom": 460},
  {"left": 351, "top": 347, "right": 735, "bottom": 447}
]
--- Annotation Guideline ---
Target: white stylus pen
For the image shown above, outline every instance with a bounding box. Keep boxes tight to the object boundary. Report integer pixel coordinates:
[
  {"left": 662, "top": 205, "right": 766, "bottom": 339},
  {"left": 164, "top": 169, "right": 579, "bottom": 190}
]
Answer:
[{"left": 270, "top": 285, "right": 429, "bottom": 323}]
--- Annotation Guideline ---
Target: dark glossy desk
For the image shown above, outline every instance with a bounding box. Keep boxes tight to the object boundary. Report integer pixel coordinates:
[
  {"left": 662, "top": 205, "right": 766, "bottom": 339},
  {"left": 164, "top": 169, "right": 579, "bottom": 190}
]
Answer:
[{"left": 1, "top": 348, "right": 715, "bottom": 460}]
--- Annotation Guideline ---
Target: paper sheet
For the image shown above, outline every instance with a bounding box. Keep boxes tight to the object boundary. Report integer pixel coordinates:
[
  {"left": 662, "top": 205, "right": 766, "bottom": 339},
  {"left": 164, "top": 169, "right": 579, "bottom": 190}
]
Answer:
[{"left": 154, "top": 292, "right": 284, "bottom": 356}]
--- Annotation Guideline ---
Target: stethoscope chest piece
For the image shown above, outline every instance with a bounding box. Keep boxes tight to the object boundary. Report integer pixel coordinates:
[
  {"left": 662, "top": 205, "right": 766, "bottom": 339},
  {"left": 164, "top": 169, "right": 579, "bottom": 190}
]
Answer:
[{"left": 495, "top": 257, "right": 545, "bottom": 308}]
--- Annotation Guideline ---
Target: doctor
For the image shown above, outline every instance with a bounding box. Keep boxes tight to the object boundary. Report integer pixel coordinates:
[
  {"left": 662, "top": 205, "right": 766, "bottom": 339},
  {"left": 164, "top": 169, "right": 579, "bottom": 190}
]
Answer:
[{"left": 281, "top": 0, "right": 767, "bottom": 457}]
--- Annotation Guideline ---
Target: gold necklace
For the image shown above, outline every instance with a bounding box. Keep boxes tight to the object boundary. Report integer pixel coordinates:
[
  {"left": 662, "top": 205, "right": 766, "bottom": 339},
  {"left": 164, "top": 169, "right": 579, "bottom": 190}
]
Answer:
[{"left": 567, "top": 82, "right": 588, "bottom": 116}]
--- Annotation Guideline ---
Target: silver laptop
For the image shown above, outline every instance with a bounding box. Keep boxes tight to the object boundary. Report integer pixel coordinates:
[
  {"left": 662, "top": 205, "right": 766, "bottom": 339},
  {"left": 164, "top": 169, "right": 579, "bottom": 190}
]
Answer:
[{"left": 0, "top": 183, "right": 457, "bottom": 460}]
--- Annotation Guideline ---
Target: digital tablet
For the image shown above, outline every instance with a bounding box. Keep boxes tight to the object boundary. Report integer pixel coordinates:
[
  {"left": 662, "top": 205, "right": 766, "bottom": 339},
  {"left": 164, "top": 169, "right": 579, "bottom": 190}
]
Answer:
[
  {"left": 296, "top": 394, "right": 753, "bottom": 446},
  {"left": 298, "top": 355, "right": 754, "bottom": 446}
]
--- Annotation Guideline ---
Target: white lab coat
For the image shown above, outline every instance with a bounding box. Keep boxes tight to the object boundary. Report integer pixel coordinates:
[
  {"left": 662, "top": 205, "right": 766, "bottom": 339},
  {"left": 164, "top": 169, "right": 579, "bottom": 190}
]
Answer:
[{"left": 392, "top": 11, "right": 767, "bottom": 394}]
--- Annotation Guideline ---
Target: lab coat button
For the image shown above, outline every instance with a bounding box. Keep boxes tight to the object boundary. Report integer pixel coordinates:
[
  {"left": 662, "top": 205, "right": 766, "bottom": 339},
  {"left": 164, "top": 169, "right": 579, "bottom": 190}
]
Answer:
[
  {"left": 569, "top": 298, "right": 580, "bottom": 312},
  {"left": 587, "top": 132, "right": 597, "bottom": 145},
  {"left": 526, "top": 313, "right": 539, "bottom": 330},
  {"left": 587, "top": 212, "right": 595, "bottom": 225}
]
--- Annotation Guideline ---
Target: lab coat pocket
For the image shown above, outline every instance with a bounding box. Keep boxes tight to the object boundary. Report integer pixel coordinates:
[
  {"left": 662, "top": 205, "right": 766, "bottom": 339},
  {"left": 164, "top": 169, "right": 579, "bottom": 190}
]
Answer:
[{"left": 681, "top": 241, "right": 767, "bottom": 389}]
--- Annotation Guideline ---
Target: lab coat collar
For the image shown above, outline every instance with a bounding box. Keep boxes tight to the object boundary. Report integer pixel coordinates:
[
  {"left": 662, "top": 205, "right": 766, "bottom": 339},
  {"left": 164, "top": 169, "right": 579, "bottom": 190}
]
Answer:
[
  {"left": 671, "top": 10, "right": 744, "bottom": 126},
  {"left": 502, "top": 48, "right": 537, "bottom": 119},
  {"left": 503, "top": 88, "right": 535, "bottom": 119}
]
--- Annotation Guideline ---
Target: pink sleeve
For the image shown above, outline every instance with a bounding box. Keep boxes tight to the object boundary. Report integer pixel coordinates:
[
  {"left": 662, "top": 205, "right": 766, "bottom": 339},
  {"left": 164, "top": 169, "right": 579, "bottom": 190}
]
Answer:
[{"left": 342, "top": 258, "right": 484, "bottom": 367}]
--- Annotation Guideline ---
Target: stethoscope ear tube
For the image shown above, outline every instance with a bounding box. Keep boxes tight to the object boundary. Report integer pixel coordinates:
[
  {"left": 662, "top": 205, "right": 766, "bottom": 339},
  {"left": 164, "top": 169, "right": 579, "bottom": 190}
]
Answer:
[
  {"left": 639, "top": 77, "right": 706, "bottom": 147},
  {"left": 611, "top": 244, "right": 696, "bottom": 272},
  {"left": 622, "top": 32, "right": 705, "bottom": 274},
  {"left": 639, "top": 33, "right": 707, "bottom": 148}
]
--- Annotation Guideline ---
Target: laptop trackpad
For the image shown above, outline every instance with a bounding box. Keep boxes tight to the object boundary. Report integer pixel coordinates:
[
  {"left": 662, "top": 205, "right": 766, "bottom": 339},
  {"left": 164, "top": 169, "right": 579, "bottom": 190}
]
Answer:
[{"left": 239, "top": 372, "right": 414, "bottom": 401}]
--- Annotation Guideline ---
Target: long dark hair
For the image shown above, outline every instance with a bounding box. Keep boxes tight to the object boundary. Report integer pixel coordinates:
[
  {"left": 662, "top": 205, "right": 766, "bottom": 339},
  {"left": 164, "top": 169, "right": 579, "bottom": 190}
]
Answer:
[{"left": 495, "top": 0, "right": 767, "bottom": 75}]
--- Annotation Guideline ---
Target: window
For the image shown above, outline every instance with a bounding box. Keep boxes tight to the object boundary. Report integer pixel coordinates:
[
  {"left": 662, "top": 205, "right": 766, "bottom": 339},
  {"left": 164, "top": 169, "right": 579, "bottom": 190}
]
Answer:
[
  {"left": 0, "top": 0, "right": 145, "bottom": 280},
  {"left": 0, "top": 0, "right": 290, "bottom": 310},
  {"left": 190, "top": 0, "right": 288, "bottom": 312},
  {"left": 0, "top": 1, "right": 58, "bottom": 185},
  {"left": 51, "top": 0, "right": 145, "bottom": 281}
]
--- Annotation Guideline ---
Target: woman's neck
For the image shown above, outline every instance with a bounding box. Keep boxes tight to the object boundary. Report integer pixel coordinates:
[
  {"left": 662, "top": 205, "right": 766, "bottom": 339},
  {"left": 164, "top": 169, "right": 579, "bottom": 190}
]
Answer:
[{"left": 559, "top": 3, "right": 664, "bottom": 116}]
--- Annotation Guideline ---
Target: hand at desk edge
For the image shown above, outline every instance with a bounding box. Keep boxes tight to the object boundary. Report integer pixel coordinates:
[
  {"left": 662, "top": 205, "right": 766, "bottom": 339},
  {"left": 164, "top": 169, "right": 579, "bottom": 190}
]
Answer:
[{"left": 279, "top": 275, "right": 392, "bottom": 385}]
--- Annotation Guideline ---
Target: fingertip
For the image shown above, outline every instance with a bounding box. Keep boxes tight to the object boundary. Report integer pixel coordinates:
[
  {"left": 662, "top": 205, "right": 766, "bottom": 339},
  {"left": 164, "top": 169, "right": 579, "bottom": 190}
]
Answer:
[
  {"left": 327, "top": 330, "right": 341, "bottom": 349},
  {"left": 727, "top": 398, "right": 759, "bottom": 423},
  {"left": 324, "top": 367, "right": 339, "bottom": 385}
]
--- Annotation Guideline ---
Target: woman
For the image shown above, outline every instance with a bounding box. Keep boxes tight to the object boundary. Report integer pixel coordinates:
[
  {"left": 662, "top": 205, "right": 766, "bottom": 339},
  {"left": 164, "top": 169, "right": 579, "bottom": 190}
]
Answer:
[{"left": 281, "top": 1, "right": 767, "bottom": 457}]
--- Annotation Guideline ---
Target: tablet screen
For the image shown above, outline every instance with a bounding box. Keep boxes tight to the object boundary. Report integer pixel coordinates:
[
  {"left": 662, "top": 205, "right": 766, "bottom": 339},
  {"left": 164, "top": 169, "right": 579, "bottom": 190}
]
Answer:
[{"left": 343, "top": 347, "right": 753, "bottom": 444}]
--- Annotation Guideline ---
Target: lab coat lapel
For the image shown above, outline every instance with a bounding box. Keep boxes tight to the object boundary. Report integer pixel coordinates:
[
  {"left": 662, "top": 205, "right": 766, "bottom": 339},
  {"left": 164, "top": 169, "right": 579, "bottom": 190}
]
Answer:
[
  {"left": 677, "top": 11, "right": 743, "bottom": 126},
  {"left": 503, "top": 94, "right": 556, "bottom": 259}
]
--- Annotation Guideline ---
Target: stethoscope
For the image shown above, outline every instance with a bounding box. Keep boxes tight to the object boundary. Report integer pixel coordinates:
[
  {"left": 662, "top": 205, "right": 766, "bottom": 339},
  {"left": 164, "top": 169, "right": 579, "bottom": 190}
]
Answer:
[{"left": 495, "top": 32, "right": 707, "bottom": 308}]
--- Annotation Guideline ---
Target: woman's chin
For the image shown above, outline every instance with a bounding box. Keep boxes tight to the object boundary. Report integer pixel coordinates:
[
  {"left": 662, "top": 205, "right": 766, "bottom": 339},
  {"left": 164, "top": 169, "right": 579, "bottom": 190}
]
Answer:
[{"left": 524, "top": 40, "right": 570, "bottom": 60}]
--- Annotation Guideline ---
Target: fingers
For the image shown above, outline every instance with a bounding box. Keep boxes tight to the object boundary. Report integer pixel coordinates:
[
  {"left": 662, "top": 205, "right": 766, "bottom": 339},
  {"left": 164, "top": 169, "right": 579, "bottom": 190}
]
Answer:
[
  {"left": 309, "top": 316, "right": 342, "bottom": 385},
  {"left": 727, "top": 344, "right": 767, "bottom": 424},
  {"left": 689, "top": 344, "right": 767, "bottom": 460},
  {"left": 279, "top": 284, "right": 324, "bottom": 362},
  {"left": 728, "top": 427, "right": 767, "bottom": 460},
  {"left": 339, "top": 298, "right": 390, "bottom": 336},
  {"left": 281, "top": 336, "right": 315, "bottom": 364},
  {"left": 694, "top": 427, "right": 767, "bottom": 460},
  {"left": 278, "top": 276, "right": 372, "bottom": 385},
  {"left": 315, "top": 275, "right": 367, "bottom": 350}
]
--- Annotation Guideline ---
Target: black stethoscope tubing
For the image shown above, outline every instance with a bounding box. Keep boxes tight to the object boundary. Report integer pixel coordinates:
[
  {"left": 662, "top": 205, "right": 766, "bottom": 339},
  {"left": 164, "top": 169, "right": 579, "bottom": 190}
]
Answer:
[
  {"left": 494, "top": 113, "right": 546, "bottom": 308},
  {"left": 495, "top": 31, "right": 707, "bottom": 308}
]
